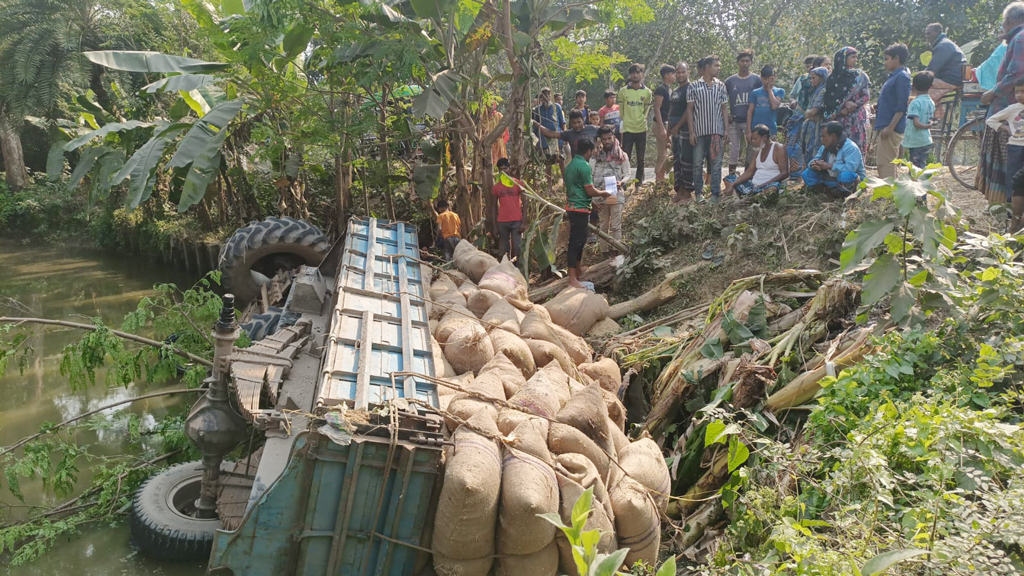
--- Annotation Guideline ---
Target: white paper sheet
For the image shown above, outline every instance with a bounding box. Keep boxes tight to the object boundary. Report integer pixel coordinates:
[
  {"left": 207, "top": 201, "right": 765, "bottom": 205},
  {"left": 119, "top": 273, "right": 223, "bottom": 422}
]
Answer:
[{"left": 604, "top": 176, "right": 617, "bottom": 196}]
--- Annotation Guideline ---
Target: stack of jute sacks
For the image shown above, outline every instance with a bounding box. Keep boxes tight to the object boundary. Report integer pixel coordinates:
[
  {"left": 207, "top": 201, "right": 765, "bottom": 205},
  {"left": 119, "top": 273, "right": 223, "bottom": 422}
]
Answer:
[{"left": 427, "top": 240, "right": 671, "bottom": 576}]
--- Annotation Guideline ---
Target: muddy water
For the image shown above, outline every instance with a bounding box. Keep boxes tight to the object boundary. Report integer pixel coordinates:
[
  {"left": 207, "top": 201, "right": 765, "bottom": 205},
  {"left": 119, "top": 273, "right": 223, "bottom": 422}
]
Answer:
[{"left": 0, "top": 241, "right": 205, "bottom": 575}]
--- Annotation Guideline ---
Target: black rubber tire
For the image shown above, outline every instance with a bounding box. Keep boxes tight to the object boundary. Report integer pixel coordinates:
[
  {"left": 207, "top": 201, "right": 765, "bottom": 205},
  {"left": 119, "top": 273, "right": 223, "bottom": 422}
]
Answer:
[
  {"left": 219, "top": 217, "right": 330, "bottom": 306},
  {"left": 129, "top": 460, "right": 230, "bottom": 562},
  {"left": 240, "top": 306, "right": 298, "bottom": 342}
]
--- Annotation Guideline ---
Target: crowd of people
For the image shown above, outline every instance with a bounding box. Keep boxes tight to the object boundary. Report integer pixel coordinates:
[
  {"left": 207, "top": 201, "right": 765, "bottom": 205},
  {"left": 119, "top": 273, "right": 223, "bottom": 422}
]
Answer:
[{"left": 437, "top": 2, "right": 1024, "bottom": 285}]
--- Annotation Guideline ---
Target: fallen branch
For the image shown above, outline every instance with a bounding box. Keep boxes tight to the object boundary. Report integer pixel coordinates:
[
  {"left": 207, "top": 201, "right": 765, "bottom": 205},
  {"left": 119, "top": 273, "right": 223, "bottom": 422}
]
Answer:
[
  {"left": 765, "top": 328, "right": 877, "bottom": 412},
  {"left": 529, "top": 257, "right": 619, "bottom": 303},
  {"left": 608, "top": 263, "right": 705, "bottom": 320},
  {"left": 675, "top": 500, "right": 724, "bottom": 551},
  {"left": 0, "top": 316, "right": 213, "bottom": 368},
  {"left": 0, "top": 389, "right": 205, "bottom": 459}
]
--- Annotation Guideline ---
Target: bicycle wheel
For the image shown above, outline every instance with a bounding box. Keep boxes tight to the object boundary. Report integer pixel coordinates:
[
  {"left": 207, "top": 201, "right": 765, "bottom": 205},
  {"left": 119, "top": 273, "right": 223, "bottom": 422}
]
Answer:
[{"left": 945, "top": 118, "right": 984, "bottom": 191}]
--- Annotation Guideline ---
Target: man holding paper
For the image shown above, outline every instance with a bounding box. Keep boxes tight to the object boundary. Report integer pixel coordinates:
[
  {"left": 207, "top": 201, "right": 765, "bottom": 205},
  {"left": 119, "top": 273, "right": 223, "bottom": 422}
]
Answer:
[{"left": 590, "top": 126, "right": 631, "bottom": 255}]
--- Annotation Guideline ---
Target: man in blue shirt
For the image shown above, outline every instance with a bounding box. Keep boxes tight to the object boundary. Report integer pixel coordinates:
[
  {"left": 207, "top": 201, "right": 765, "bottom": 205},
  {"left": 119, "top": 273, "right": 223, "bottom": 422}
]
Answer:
[
  {"left": 803, "top": 122, "right": 866, "bottom": 198},
  {"left": 875, "top": 43, "right": 912, "bottom": 179},
  {"left": 747, "top": 65, "right": 786, "bottom": 139}
]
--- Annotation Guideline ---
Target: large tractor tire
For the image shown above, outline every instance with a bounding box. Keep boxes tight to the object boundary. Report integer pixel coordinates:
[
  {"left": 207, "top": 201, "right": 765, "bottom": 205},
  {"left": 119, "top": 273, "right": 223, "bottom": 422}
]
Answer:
[
  {"left": 129, "top": 460, "right": 232, "bottom": 562},
  {"left": 219, "top": 217, "right": 330, "bottom": 306},
  {"left": 240, "top": 306, "right": 299, "bottom": 342}
]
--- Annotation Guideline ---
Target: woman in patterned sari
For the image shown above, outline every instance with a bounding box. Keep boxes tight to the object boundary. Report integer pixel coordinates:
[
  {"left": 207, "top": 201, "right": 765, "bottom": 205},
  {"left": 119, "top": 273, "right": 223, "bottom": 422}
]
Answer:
[
  {"left": 798, "top": 67, "right": 830, "bottom": 175},
  {"left": 820, "top": 47, "right": 871, "bottom": 152}
]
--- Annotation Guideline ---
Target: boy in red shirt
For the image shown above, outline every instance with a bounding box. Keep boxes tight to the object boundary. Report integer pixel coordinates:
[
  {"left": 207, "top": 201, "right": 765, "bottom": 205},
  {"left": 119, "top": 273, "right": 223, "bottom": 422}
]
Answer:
[{"left": 491, "top": 158, "right": 524, "bottom": 262}]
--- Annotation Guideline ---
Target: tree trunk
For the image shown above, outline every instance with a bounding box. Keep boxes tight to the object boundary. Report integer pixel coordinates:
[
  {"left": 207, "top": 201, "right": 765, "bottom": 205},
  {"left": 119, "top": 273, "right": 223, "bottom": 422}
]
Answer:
[
  {"left": 450, "top": 131, "right": 474, "bottom": 236},
  {"left": 0, "top": 113, "right": 30, "bottom": 191},
  {"left": 335, "top": 153, "right": 352, "bottom": 230}
]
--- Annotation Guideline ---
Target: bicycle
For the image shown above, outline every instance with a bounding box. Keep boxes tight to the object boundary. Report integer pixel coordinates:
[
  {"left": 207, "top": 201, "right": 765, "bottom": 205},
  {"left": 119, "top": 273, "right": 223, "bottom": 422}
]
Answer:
[{"left": 945, "top": 107, "right": 988, "bottom": 191}]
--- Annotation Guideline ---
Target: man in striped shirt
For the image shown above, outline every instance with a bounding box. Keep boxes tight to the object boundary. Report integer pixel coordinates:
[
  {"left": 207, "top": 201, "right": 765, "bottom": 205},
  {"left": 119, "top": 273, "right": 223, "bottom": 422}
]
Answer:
[{"left": 685, "top": 55, "right": 730, "bottom": 202}]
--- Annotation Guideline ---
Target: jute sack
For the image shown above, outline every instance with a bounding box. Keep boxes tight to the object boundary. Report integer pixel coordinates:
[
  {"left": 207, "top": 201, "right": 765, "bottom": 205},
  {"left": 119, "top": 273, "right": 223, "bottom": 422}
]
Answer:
[
  {"left": 467, "top": 288, "right": 502, "bottom": 318},
  {"left": 520, "top": 309, "right": 561, "bottom": 345},
  {"left": 549, "top": 323, "right": 593, "bottom": 365},
  {"left": 478, "top": 352, "right": 526, "bottom": 399},
  {"left": 482, "top": 299, "right": 521, "bottom": 336},
  {"left": 447, "top": 270, "right": 470, "bottom": 286},
  {"left": 608, "top": 438, "right": 671, "bottom": 514},
  {"left": 554, "top": 453, "right": 615, "bottom": 524},
  {"left": 429, "top": 275, "right": 458, "bottom": 301},
  {"left": 431, "top": 287, "right": 468, "bottom": 321},
  {"left": 546, "top": 288, "right": 610, "bottom": 336},
  {"left": 587, "top": 316, "right": 621, "bottom": 338},
  {"left": 444, "top": 368, "right": 506, "bottom": 430},
  {"left": 489, "top": 330, "right": 536, "bottom": 380},
  {"left": 479, "top": 256, "right": 529, "bottom": 299},
  {"left": 432, "top": 411, "right": 502, "bottom": 574},
  {"left": 525, "top": 339, "right": 574, "bottom": 374},
  {"left": 609, "top": 476, "right": 660, "bottom": 568},
  {"left": 608, "top": 417, "right": 630, "bottom": 455},
  {"left": 536, "top": 362, "right": 573, "bottom": 407},
  {"left": 580, "top": 358, "right": 621, "bottom": 394},
  {"left": 458, "top": 282, "right": 479, "bottom": 298},
  {"left": 555, "top": 468, "right": 616, "bottom": 553},
  {"left": 604, "top": 389, "right": 627, "bottom": 431},
  {"left": 556, "top": 384, "right": 611, "bottom": 447},
  {"left": 548, "top": 422, "right": 609, "bottom": 479},
  {"left": 497, "top": 419, "right": 558, "bottom": 555},
  {"left": 453, "top": 239, "right": 499, "bottom": 283},
  {"left": 436, "top": 305, "right": 479, "bottom": 344},
  {"left": 444, "top": 324, "right": 495, "bottom": 375},
  {"left": 497, "top": 370, "right": 563, "bottom": 435},
  {"left": 432, "top": 336, "right": 455, "bottom": 379},
  {"left": 496, "top": 540, "right": 558, "bottom": 576}
]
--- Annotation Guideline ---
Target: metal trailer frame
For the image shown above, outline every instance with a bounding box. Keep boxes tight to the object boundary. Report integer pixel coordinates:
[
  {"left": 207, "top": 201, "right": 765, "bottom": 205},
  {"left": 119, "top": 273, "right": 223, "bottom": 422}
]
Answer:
[{"left": 208, "top": 218, "right": 442, "bottom": 576}]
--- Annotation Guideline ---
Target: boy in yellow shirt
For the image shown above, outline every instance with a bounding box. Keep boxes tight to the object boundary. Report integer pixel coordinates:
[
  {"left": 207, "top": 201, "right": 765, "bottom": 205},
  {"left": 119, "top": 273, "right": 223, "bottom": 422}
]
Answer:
[{"left": 435, "top": 199, "right": 462, "bottom": 260}]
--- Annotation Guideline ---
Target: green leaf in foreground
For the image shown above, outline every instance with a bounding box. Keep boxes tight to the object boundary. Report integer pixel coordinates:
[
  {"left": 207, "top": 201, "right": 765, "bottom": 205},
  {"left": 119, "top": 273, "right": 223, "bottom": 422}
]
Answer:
[{"left": 861, "top": 548, "right": 929, "bottom": 576}]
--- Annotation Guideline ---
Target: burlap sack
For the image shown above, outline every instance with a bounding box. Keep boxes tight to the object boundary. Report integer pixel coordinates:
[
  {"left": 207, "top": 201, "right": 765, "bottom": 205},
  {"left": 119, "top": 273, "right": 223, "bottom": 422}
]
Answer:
[
  {"left": 609, "top": 477, "right": 660, "bottom": 568},
  {"left": 554, "top": 452, "right": 615, "bottom": 525},
  {"left": 482, "top": 299, "right": 521, "bottom": 336},
  {"left": 459, "top": 282, "right": 478, "bottom": 298},
  {"left": 555, "top": 469, "right": 616, "bottom": 555},
  {"left": 453, "top": 239, "right": 499, "bottom": 283},
  {"left": 478, "top": 352, "right": 526, "bottom": 399},
  {"left": 436, "top": 305, "right": 479, "bottom": 344},
  {"left": 489, "top": 330, "right": 536, "bottom": 380},
  {"left": 520, "top": 309, "right": 561, "bottom": 345},
  {"left": 447, "top": 270, "right": 470, "bottom": 286},
  {"left": 604, "top": 389, "right": 626, "bottom": 431},
  {"left": 545, "top": 288, "right": 610, "bottom": 336},
  {"left": 587, "top": 317, "right": 621, "bottom": 338},
  {"left": 536, "top": 363, "right": 573, "bottom": 407},
  {"left": 497, "top": 419, "right": 558, "bottom": 555},
  {"left": 526, "top": 339, "right": 574, "bottom": 374},
  {"left": 444, "top": 367, "right": 506, "bottom": 430},
  {"left": 548, "top": 422, "right": 609, "bottom": 479},
  {"left": 431, "top": 287, "right": 468, "bottom": 321},
  {"left": 444, "top": 324, "right": 495, "bottom": 375},
  {"left": 496, "top": 540, "right": 558, "bottom": 576},
  {"left": 556, "top": 384, "right": 611, "bottom": 445},
  {"left": 467, "top": 288, "right": 503, "bottom": 318},
  {"left": 429, "top": 275, "right": 458, "bottom": 301},
  {"left": 608, "top": 418, "right": 630, "bottom": 455},
  {"left": 549, "top": 322, "right": 593, "bottom": 365},
  {"left": 479, "top": 256, "right": 529, "bottom": 300},
  {"left": 432, "top": 411, "right": 501, "bottom": 574},
  {"left": 432, "top": 335, "right": 454, "bottom": 379},
  {"left": 580, "top": 358, "right": 621, "bottom": 394},
  {"left": 438, "top": 372, "right": 474, "bottom": 398},
  {"left": 609, "top": 438, "right": 670, "bottom": 514}
]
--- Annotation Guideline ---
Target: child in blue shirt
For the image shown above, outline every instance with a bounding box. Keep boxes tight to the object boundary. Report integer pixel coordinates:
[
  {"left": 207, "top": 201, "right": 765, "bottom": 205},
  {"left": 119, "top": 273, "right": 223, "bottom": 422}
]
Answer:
[
  {"left": 903, "top": 71, "right": 936, "bottom": 168},
  {"left": 748, "top": 65, "right": 786, "bottom": 139}
]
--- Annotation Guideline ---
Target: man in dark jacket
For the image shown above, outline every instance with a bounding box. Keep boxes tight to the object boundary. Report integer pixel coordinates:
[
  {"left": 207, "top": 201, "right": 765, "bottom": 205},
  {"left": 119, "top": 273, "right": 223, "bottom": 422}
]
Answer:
[{"left": 925, "top": 23, "right": 966, "bottom": 105}]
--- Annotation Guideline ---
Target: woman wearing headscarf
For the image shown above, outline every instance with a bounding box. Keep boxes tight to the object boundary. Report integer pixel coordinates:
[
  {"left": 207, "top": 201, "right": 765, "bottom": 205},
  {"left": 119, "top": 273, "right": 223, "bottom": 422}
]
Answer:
[
  {"left": 797, "top": 67, "right": 830, "bottom": 175},
  {"left": 820, "top": 47, "right": 871, "bottom": 152},
  {"left": 979, "top": 3, "right": 1024, "bottom": 204},
  {"left": 787, "top": 67, "right": 829, "bottom": 176}
]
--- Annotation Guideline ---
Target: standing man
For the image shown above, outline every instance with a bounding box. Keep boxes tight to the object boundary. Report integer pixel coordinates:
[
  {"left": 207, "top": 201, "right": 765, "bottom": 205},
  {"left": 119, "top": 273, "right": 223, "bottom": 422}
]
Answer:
[
  {"left": 536, "top": 110, "right": 599, "bottom": 158},
  {"left": 724, "top": 50, "right": 763, "bottom": 176},
  {"left": 668, "top": 61, "right": 694, "bottom": 202},
  {"left": 598, "top": 90, "right": 622, "bottom": 139},
  {"left": 924, "top": 23, "right": 966, "bottom": 105},
  {"left": 563, "top": 139, "right": 612, "bottom": 289},
  {"left": 532, "top": 87, "right": 566, "bottom": 184},
  {"left": 572, "top": 90, "right": 592, "bottom": 124},
  {"left": 491, "top": 158, "right": 524, "bottom": 262},
  {"left": 874, "top": 43, "right": 912, "bottom": 179},
  {"left": 590, "top": 126, "right": 631, "bottom": 255},
  {"left": 686, "top": 55, "right": 730, "bottom": 203},
  {"left": 748, "top": 65, "right": 786, "bottom": 140},
  {"left": 653, "top": 64, "right": 677, "bottom": 183},
  {"left": 618, "top": 63, "right": 653, "bottom": 190}
]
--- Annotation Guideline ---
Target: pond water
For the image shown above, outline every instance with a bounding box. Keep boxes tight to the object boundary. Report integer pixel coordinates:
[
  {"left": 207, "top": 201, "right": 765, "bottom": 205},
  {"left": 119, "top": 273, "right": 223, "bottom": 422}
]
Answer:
[{"left": 0, "top": 241, "right": 205, "bottom": 575}]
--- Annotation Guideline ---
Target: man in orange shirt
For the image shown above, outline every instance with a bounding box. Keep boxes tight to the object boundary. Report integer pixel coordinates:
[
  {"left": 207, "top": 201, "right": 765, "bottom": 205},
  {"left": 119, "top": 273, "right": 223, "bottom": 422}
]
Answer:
[
  {"left": 491, "top": 158, "right": 524, "bottom": 262},
  {"left": 435, "top": 199, "right": 462, "bottom": 260}
]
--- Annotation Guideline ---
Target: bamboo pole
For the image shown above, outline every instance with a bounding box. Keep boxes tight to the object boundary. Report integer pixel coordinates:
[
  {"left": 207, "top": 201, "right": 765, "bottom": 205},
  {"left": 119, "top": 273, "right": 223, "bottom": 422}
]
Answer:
[{"left": 0, "top": 317, "right": 213, "bottom": 367}]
